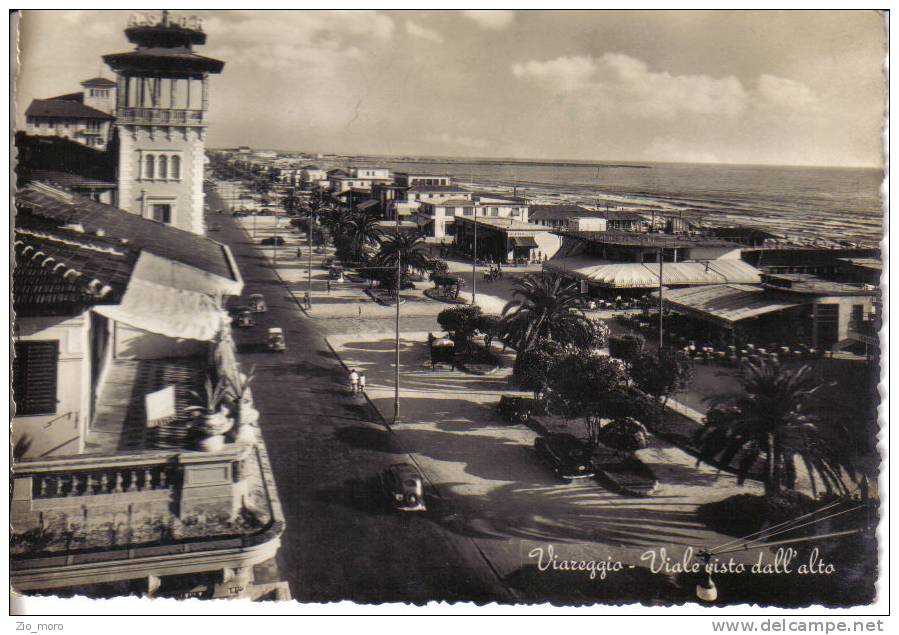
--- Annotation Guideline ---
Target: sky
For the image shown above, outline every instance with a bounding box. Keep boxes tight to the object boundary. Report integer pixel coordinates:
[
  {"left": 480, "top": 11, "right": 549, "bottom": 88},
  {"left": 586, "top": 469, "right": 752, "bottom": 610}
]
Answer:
[{"left": 15, "top": 9, "right": 887, "bottom": 167}]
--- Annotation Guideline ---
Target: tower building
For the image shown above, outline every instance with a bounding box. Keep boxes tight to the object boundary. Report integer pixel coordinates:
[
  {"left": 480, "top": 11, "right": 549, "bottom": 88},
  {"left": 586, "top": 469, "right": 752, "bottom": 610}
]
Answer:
[{"left": 103, "top": 11, "right": 224, "bottom": 234}]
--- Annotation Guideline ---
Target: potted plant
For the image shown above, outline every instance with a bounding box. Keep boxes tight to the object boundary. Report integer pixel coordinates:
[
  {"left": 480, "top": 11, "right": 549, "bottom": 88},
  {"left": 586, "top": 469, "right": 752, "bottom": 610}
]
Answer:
[
  {"left": 186, "top": 375, "right": 233, "bottom": 452},
  {"left": 226, "top": 366, "right": 258, "bottom": 445}
]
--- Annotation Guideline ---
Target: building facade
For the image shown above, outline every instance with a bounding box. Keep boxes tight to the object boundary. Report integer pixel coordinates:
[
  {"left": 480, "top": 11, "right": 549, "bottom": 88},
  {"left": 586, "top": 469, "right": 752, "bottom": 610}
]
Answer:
[{"left": 103, "top": 13, "right": 224, "bottom": 235}]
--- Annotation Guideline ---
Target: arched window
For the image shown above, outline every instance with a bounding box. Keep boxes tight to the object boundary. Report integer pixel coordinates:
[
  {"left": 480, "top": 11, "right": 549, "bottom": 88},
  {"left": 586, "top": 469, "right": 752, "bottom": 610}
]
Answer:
[
  {"left": 171, "top": 155, "right": 181, "bottom": 180},
  {"left": 158, "top": 155, "right": 168, "bottom": 180},
  {"left": 144, "top": 154, "right": 155, "bottom": 180}
]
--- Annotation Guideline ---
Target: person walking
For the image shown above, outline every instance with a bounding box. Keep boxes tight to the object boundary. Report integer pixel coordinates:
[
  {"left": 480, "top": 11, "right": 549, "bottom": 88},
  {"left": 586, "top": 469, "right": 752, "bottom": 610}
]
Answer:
[
  {"left": 348, "top": 368, "right": 359, "bottom": 394},
  {"left": 303, "top": 291, "right": 311, "bottom": 309},
  {"left": 358, "top": 372, "right": 367, "bottom": 394},
  {"left": 327, "top": 279, "right": 332, "bottom": 294}
]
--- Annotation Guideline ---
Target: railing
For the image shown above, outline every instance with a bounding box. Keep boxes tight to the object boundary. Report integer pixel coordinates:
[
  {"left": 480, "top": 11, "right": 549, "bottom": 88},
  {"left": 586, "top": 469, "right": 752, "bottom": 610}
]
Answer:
[
  {"left": 31, "top": 465, "right": 171, "bottom": 499},
  {"left": 117, "top": 107, "right": 205, "bottom": 126}
]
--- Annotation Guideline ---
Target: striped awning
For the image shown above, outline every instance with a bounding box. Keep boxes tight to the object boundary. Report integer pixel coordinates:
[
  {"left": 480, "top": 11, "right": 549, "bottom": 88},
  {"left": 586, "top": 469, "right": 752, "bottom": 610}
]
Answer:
[
  {"left": 656, "top": 284, "right": 802, "bottom": 326},
  {"left": 544, "top": 257, "right": 761, "bottom": 288}
]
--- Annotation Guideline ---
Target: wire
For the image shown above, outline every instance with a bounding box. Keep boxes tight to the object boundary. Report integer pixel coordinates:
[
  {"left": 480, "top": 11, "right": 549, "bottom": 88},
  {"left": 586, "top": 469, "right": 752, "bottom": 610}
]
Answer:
[
  {"left": 714, "top": 528, "right": 863, "bottom": 556},
  {"left": 709, "top": 494, "right": 854, "bottom": 554},
  {"left": 713, "top": 504, "right": 868, "bottom": 555}
]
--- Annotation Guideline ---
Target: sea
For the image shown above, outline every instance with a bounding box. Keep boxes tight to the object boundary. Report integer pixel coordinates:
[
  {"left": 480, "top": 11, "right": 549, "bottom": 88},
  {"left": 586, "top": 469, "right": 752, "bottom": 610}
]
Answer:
[{"left": 333, "top": 157, "right": 885, "bottom": 246}]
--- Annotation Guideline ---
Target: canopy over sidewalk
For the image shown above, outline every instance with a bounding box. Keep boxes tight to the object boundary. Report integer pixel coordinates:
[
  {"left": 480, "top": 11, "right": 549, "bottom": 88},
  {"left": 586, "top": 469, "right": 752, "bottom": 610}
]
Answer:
[
  {"left": 654, "top": 284, "right": 801, "bottom": 327},
  {"left": 544, "top": 257, "right": 761, "bottom": 288},
  {"left": 94, "top": 277, "right": 228, "bottom": 341}
]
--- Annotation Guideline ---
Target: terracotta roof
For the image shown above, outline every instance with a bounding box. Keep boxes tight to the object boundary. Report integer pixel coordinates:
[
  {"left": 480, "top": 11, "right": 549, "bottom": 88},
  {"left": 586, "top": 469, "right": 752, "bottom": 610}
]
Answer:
[
  {"left": 25, "top": 98, "right": 113, "bottom": 120},
  {"left": 28, "top": 170, "right": 117, "bottom": 190},
  {"left": 13, "top": 230, "right": 136, "bottom": 314},
  {"left": 81, "top": 77, "right": 117, "bottom": 87},
  {"left": 16, "top": 182, "right": 239, "bottom": 282}
]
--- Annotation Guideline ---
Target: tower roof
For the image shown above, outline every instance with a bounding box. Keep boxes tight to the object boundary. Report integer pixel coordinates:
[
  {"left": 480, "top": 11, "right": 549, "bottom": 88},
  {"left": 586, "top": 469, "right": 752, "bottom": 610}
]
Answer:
[
  {"left": 81, "top": 77, "right": 117, "bottom": 87},
  {"left": 103, "top": 48, "right": 224, "bottom": 75}
]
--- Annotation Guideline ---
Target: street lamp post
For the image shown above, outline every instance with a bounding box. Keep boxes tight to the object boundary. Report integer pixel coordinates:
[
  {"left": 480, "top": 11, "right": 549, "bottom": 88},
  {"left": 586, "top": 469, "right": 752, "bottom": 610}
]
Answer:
[
  {"left": 394, "top": 210, "right": 401, "bottom": 424},
  {"left": 472, "top": 213, "right": 478, "bottom": 306},
  {"left": 307, "top": 210, "right": 314, "bottom": 308},
  {"left": 658, "top": 248, "right": 664, "bottom": 352}
]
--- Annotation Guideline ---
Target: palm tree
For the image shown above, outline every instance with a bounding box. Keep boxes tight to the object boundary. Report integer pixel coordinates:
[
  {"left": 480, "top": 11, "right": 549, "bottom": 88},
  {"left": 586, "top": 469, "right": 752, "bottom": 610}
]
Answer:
[
  {"left": 281, "top": 189, "right": 304, "bottom": 216},
  {"left": 499, "top": 272, "right": 596, "bottom": 352},
  {"left": 696, "top": 361, "right": 854, "bottom": 497},
  {"left": 345, "top": 212, "right": 383, "bottom": 262},
  {"left": 377, "top": 230, "right": 430, "bottom": 276}
]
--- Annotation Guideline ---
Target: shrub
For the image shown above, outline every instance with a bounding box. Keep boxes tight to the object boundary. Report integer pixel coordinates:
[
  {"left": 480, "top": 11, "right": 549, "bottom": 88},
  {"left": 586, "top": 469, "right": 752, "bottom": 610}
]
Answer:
[
  {"left": 608, "top": 333, "right": 645, "bottom": 361},
  {"left": 598, "top": 417, "right": 650, "bottom": 454}
]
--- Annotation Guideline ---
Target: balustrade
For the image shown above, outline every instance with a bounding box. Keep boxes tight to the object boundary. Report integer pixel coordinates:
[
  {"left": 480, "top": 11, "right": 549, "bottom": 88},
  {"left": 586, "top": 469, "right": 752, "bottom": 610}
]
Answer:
[
  {"left": 117, "top": 107, "right": 205, "bottom": 125},
  {"left": 31, "top": 465, "right": 173, "bottom": 499}
]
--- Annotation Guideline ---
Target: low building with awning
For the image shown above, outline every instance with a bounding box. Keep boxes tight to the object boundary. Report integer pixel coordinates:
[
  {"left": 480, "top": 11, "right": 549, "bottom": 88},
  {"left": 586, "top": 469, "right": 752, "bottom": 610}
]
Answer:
[
  {"left": 656, "top": 284, "right": 801, "bottom": 327},
  {"left": 544, "top": 257, "right": 761, "bottom": 289},
  {"left": 452, "top": 216, "right": 561, "bottom": 262}
]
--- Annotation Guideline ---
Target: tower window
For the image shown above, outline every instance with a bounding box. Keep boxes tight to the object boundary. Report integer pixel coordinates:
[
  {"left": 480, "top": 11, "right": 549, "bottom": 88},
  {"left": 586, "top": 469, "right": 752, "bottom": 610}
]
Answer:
[
  {"left": 150, "top": 204, "right": 172, "bottom": 224},
  {"left": 171, "top": 155, "right": 181, "bottom": 180},
  {"left": 145, "top": 154, "right": 155, "bottom": 180},
  {"left": 158, "top": 155, "right": 168, "bottom": 180}
]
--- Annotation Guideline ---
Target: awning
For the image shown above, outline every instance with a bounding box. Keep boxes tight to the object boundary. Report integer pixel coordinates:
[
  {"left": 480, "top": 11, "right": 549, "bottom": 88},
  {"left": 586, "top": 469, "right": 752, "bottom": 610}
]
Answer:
[
  {"left": 655, "top": 284, "right": 802, "bottom": 326},
  {"left": 511, "top": 236, "right": 538, "bottom": 248},
  {"left": 544, "top": 257, "right": 761, "bottom": 288},
  {"left": 94, "top": 277, "right": 228, "bottom": 341}
]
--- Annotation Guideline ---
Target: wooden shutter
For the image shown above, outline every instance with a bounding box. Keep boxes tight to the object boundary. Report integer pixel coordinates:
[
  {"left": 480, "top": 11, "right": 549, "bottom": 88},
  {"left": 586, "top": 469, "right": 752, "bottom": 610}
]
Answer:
[{"left": 13, "top": 340, "right": 59, "bottom": 416}]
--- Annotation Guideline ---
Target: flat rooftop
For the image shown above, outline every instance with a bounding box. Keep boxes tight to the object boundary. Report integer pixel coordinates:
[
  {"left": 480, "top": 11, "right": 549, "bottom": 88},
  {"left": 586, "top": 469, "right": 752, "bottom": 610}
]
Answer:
[
  {"left": 567, "top": 230, "right": 741, "bottom": 249},
  {"left": 763, "top": 273, "right": 879, "bottom": 296}
]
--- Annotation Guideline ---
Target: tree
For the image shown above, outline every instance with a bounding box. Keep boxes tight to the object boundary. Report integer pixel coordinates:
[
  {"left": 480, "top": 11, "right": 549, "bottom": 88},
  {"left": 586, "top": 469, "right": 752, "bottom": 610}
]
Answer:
[
  {"left": 499, "top": 272, "right": 599, "bottom": 352},
  {"left": 377, "top": 230, "right": 431, "bottom": 277},
  {"left": 511, "top": 339, "right": 565, "bottom": 399},
  {"left": 544, "top": 349, "right": 629, "bottom": 448},
  {"left": 282, "top": 189, "right": 304, "bottom": 216},
  {"left": 437, "top": 305, "right": 482, "bottom": 351},
  {"left": 345, "top": 212, "right": 383, "bottom": 262},
  {"left": 629, "top": 348, "right": 694, "bottom": 421},
  {"left": 695, "top": 361, "right": 854, "bottom": 497}
]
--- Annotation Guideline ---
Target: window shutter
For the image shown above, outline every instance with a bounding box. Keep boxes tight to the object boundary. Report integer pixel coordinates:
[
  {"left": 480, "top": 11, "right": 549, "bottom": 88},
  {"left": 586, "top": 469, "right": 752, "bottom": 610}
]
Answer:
[{"left": 13, "top": 341, "right": 59, "bottom": 416}]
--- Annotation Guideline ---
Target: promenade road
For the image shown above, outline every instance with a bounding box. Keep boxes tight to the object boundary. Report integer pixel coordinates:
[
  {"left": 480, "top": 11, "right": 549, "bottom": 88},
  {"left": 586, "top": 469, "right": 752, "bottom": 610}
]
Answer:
[{"left": 206, "top": 191, "right": 511, "bottom": 603}]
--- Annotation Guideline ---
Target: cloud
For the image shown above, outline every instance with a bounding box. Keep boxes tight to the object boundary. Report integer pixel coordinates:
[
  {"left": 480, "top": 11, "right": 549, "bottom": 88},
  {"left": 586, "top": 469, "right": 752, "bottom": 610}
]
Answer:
[
  {"left": 512, "top": 55, "right": 596, "bottom": 92},
  {"left": 512, "top": 52, "right": 748, "bottom": 119},
  {"left": 755, "top": 73, "right": 819, "bottom": 110},
  {"left": 405, "top": 20, "right": 443, "bottom": 44},
  {"left": 425, "top": 132, "right": 488, "bottom": 149},
  {"left": 461, "top": 10, "right": 515, "bottom": 30}
]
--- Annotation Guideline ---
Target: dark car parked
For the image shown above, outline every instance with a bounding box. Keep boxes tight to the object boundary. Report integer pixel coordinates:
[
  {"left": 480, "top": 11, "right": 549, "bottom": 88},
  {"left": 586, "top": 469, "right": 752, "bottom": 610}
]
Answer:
[
  {"left": 260, "top": 236, "right": 286, "bottom": 246},
  {"left": 534, "top": 433, "right": 595, "bottom": 482},
  {"left": 379, "top": 463, "right": 426, "bottom": 511}
]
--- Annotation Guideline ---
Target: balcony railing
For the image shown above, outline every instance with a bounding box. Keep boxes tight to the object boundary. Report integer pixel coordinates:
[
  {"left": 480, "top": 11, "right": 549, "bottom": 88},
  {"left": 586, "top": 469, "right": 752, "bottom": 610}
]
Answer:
[{"left": 117, "top": 107, "right": 206, "bottom": 126}]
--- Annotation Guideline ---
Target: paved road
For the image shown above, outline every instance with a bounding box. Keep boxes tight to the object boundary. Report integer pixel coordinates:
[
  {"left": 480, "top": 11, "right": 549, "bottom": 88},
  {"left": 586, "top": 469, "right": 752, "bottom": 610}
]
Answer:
[{"left": 206, "top": 192, "right": 511, "bottom": 603}]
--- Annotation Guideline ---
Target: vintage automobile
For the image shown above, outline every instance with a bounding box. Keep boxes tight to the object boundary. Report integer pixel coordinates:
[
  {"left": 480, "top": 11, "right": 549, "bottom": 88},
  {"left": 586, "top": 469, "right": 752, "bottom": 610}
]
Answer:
[
  {"left": 233, "top": 307, "right": 255, "bottom": 328},
  {"left": 534, "top": 433, "right": 595, "bottom": 482},
  {"left": 267, "top": 327, "right": 286, "bottom": 352},
  {"left": 428, "top": 335, "right": 456, "bottom": 370},
  {"left": 328, "top": 266, "right": 345, "bottom": 281},
  {"left": 380, "top": 463, "right": 426, "bottom": 511},
  {"left": 248, "top": 293, "right": 267, "bottom": 313},
  {"left": 496, "top": 395, "right": 546, "bottom": 424},
  {"left": 261, "top": 236, "right": 286, "bottom": 246}
]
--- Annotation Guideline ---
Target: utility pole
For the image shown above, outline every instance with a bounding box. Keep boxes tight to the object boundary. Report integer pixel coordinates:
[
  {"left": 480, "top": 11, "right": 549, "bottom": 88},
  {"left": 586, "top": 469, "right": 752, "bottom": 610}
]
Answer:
[
  {"left": 307, "top": 209, "right": 313, "bottom": 307},
  {"left": 393, "top": 210, "right": 401, "bottom": 424},
  {"left": 658, "top": 248, "right": 664, "bottom": 352},
  {"left": 472, "top": 212, "right": 478, "bottom": 306}
]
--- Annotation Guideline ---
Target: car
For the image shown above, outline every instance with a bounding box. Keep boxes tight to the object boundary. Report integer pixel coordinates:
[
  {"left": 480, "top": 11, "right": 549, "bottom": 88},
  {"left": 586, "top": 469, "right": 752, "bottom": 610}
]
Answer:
[
  {"left": 379, "top": 463, "right": 426, "bottom": 511},
  {"left": 266, "top": 327, "right": 286, "bottom": 352},
  {"left": 233, "top": 307, "right": 255, "bottom": 328},
  {"left": 248, "top": 293, "right": 267, "bottom": 313},
  {"left": 534, "top": 433, "right": 595, "bottom": 482},
  {"left": 232, "top": 211, "right": 249, "bottom": 218},
  {"left": 261, "top": 236, "right": 286, "bottom": 246}
]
